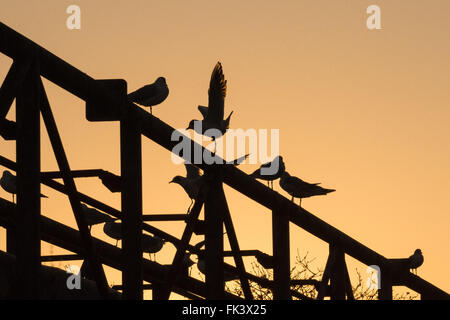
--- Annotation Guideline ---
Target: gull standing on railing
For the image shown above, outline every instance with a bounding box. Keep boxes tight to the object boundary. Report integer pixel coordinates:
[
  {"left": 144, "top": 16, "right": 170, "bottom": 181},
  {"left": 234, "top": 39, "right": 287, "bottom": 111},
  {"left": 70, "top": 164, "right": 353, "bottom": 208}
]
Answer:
[
  {"left": 279, "top": 171, "right": 335, "bottom": 207},
  {"left": 128, "top": 77, "right": 169, "bottom": 114},
  {"left": 1, "top": 170, "right": 48, "bottom": 203}
]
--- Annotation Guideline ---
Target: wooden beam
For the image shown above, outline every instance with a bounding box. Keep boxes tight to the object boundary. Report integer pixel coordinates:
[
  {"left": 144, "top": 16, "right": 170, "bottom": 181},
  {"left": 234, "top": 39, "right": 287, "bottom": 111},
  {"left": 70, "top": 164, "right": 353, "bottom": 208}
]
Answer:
[
  {"left": 142, "top": 214, "right": 188, "bottom": 221},
  {"left": 41, "top": 254, "right": 81, "bottom": 262},
  {"left": 41, "top": 169, "right": 103, "bottom": 179}
]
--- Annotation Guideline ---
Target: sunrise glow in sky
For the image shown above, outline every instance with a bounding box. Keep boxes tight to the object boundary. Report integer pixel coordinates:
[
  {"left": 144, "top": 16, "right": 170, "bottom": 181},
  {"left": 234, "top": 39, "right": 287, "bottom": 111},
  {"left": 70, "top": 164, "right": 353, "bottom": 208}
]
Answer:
[{"left": 0, "top": 0, "right": 449, "bottom": 298}]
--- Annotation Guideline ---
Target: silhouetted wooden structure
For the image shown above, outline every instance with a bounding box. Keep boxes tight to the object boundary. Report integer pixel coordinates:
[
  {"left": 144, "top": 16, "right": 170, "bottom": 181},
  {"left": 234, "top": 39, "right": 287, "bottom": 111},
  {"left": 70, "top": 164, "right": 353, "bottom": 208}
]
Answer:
[{"left": 0, "top": 21, "right": 448, "bottom": 300}]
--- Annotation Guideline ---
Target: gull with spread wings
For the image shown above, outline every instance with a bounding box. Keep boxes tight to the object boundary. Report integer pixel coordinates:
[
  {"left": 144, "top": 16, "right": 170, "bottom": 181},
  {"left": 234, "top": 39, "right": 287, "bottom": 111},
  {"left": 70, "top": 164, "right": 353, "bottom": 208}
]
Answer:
[
  {"left": 169, "top": 163, "right": 204, "bottom": 213},
  {"left": 187, "top": 62, "right": 233, "bottom": 152}
]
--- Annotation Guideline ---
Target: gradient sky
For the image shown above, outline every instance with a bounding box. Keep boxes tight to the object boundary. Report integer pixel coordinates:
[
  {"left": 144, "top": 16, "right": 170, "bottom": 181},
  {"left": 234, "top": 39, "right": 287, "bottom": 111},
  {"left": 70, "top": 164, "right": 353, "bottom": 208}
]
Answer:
[{"left": 0, "top": 0, "right": 449, "bottom": 298}]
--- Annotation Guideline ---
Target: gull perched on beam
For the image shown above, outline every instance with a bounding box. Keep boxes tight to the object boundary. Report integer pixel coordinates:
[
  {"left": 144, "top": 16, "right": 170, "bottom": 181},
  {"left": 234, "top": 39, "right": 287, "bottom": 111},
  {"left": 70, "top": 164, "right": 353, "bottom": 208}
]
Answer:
[
  {"left": 1, "top": 170, "right": 48, "bottom": 203},
  {"left": 194, "top": 240, "right": 239, "bottom": 282},
  {"left": 250, "top": 156, "right": 286, "bottom": 189},
  {"left": 169, "top": 163, "right": 204, "bottom": 213},
  {"left": 408, "top": 249, "right": 424, "bottom": 275},
  {"left": 103, "top": 220, "right": 166, "bottom": 259},
  {"left": 128, "top": 77, "right": 169, "bottom": 114},
  {"left": 81, "top": 203, "right": 115, "bottom": 230},
  {"left": 187, "top": 62, "right": 233, "bottom": 152},
  {"left": 279, "top": 171, "right": 335, "bottom": 207},
  {"left": 98, "top": 170, "right": 122, "bottom": 193}
]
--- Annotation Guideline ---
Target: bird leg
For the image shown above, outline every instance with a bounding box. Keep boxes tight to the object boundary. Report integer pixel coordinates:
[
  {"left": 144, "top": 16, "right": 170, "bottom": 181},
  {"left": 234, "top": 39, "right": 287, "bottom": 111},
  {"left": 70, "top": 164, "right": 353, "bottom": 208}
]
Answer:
[
  {"left": 299, "top": 198, "right": 302, "bottom": 207},
  {"left": 12, "top": 194, "right": 15, "bottom": 204},
  {"left": 115, "top": 239, "right": 118, "bottom": 247},
  {"left": 150, "top": 106, "right": 153, "bottom": 114},
  {"left": 291, "top": 196, "right": 294, "bottom": 202},
  {"left": 187, "top": 199, "right": 194, "bottom": 213}
]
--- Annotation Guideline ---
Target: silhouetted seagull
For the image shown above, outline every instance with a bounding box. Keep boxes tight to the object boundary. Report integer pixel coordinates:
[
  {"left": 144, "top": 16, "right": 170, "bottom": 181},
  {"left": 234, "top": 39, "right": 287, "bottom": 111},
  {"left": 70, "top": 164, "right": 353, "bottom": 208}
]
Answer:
[
  {"left": 142, "top": 234, "right": 166, "bottom": 260},
  {"left": 226, "top": 153, "right": 250, "bottom": 166},
  {"left": 279, "top": 171, "right": 335, "bottom": 206},
  {"left": 250, "top": 156, "right": 285, "bottom": 189},
  {"left": 128, "top": 77, "right": 169, "bottom": 114},
  {"left": 81, "top": 203, "right": 115, "bottom": 230},
  {"left": 103, "top": 220, "right": 166, "bottom": 258},
  {"left": 170, "top": 163, "right": 203, "bottom": 213},
  {"left": 194, "top": 240, "right": 239, "bottom": 282},
  {"left": 187, "top": 62, "right": 232, "bottom": 152},
  {"left": 103, "top": 220, "right": 121, "bottom": 246},
  {"left": 197, "top": 104, "right": 233, "bottom": 135},
  {"left": 98, "top": 170, "right": 122, "bottom": 193},
  {"left": 1, "top": 170, "right": 48, "bottom": 203},
  {"left": 408, "top": 249, "right": 424, "bottom": 275}
]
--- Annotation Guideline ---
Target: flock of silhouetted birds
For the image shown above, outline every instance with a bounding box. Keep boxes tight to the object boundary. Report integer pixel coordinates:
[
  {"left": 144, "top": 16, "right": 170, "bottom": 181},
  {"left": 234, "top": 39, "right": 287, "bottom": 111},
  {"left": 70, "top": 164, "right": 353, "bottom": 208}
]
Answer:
[{"left": 0, "top": 62, "right": 424, "bottom": 275}]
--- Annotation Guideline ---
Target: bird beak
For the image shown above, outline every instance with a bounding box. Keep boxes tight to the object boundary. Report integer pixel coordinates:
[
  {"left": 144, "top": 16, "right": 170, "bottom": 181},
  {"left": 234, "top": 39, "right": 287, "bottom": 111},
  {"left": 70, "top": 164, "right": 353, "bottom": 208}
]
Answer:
[{"left": 169, "top": 180, "right": 174, "bottom": 184}]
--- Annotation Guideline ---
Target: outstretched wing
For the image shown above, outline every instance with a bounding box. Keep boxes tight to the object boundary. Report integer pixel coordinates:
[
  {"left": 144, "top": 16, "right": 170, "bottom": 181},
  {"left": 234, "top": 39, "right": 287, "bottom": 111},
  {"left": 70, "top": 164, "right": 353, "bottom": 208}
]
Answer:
[
  {"left": 198, "top": 105, "right": 209, "bottom": 119},
  {"left": 185, "top": 163, "right": 201, "bottom": 179},
  {"left": 206, "top": 62, "right": 226, "bottom": 123}
]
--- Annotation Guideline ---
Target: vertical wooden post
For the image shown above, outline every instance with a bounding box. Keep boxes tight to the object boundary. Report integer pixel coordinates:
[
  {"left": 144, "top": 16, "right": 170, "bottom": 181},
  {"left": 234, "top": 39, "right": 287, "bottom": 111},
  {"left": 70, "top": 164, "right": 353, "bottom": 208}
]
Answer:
[
  {"left": 204, "top": 166, "right": 224, "bottom": 299},
  {"left": 272, "top": 205, "right": 290, "bottom": 300},
  {"left": 378, "top": 264, "right": 392, "bottom": 300},
  {"left": 120, "top": 101, "right": 143, "bottom": 300},
  {"left": 329, "top": 245, "right": 346, "bottom": 300},
  {"left": 15, "top": 58, "right": 41, "bottom": 298}
]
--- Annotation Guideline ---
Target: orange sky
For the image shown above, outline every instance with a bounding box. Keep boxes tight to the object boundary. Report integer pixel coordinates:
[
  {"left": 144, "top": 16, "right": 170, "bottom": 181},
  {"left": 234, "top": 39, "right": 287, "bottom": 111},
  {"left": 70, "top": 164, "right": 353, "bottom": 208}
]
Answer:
[{"left": 0, "top": 0, "right": 449, "bottom": 298}]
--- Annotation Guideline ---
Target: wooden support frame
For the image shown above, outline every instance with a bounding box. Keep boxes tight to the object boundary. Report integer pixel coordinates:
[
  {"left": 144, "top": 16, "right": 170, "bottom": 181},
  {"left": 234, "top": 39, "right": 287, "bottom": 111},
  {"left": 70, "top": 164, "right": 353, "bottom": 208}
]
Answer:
[
  {"left": 158, "top": 199, "right": 204, "bottom": 300},
  {"left": 222, "top": 188, "right": 253, "bottom": 299},
  {"left": 317, "top": 245, "right": 353, "bottom": 300},
  {"left": 14, "top": 58, "right": 41, "bottom": 298},
  {"left": 39, "top": 79, "right": 110, "bottom": 299}
]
